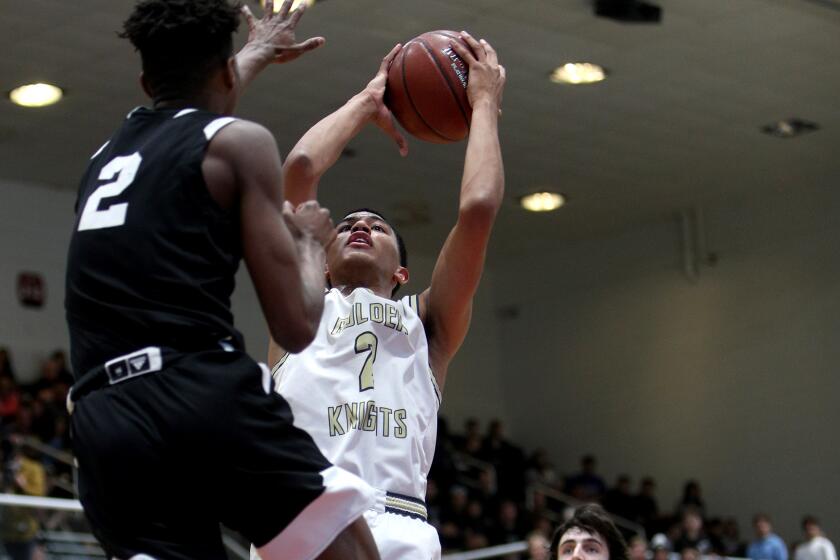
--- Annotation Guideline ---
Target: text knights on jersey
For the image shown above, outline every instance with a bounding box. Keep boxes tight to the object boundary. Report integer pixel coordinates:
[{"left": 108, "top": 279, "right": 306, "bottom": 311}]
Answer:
[{"left": 328, "top": 400, "right": 408, "bottom": 438}]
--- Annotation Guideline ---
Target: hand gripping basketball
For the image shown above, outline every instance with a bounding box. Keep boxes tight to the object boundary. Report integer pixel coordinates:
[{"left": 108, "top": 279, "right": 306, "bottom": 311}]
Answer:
[
  {"left": 361, "top": 44, "right": 410, "bottom": 157},
  {"left": 450, "top": 32, "right": 506, "bottom": 114}
]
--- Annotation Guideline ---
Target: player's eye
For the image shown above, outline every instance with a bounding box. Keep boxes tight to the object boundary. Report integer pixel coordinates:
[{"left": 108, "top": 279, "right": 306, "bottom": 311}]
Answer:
[
  {"left": 337, "top": 224, "right": 351, "bottom": 232},
  {"left": 372, "top": 224, "right": 385, "bottom": 232}
]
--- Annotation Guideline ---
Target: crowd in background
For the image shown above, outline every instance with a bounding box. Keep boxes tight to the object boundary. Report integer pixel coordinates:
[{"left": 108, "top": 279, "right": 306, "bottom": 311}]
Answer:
[
  {"left": 0, "top": 346, "right": 837, "bottom": 560},
  {"left": 427, "top": 416, "right": 838, "bottom": 560}
]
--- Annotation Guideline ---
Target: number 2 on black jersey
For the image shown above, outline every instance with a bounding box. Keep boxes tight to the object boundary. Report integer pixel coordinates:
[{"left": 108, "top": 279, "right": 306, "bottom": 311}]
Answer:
[{"left": 77, "top": 152, "right": 142, "bottom": 231}]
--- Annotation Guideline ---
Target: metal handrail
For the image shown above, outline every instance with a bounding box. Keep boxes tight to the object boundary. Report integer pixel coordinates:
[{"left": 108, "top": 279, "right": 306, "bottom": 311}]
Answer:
[
  {"left": 442, "top": 541, "right": 528, "bottom": 560},
  {"left": 18, "top": 435, "right": 75, "bottom": 467},
  {"left": 528, "top": 482, "right": 647, "bottom": 539}
]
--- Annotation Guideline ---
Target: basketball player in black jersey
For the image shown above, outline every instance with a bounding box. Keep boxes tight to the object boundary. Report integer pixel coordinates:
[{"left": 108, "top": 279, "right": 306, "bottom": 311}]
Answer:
[{"left": 65, "top": 1, "right": 380, "bottom": 559}]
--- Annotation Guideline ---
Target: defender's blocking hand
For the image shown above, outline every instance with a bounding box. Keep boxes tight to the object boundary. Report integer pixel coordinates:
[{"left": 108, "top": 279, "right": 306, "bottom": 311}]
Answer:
[
  {"left": 241, "top": 0, "right": 325, "bottom": 65},
  {"left": 282, "top": 200, "right": 336, "bottom": 249}
]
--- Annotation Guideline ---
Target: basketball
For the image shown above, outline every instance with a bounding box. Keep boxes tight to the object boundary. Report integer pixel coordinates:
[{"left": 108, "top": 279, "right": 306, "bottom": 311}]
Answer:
[{"left": 385, "top": 30, "right": 473, "bottom": 143}]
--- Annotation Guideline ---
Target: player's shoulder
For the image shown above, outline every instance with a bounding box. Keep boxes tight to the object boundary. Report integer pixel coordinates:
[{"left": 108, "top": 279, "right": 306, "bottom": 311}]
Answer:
[
  {"left": 209, "top": 118, "right": 275, "bottom": 148},
  {"left": 206, "top": 118, "right": 280, "bottom": 165}
]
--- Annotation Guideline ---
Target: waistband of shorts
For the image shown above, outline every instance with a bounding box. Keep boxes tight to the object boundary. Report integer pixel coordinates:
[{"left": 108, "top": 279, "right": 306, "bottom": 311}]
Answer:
[
  {"left": 67, "top": 346, "right": 178, "bottom": 414},
  {"left": 384, "top": 491, "right": 428, "bottom": 522}
]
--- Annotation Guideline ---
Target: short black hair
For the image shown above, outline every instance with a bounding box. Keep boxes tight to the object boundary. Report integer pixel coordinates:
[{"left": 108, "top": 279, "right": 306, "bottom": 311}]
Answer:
[
  {"left": 121, "top": 0, "right": 241, "bottom": 99},
  {"left": 802, "top": 516, "right": 819, "bottom": 530},
  {"left": 550, "top": 504, "right": 628, "bottom": 560},
  {"left": 342, "top": 208, "right": 408, "bottom": 296}
]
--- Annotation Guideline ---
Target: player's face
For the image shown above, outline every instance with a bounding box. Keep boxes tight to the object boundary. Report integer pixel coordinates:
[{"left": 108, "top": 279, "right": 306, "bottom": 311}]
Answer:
[
  {"left": 557, "top": 528, "right": 609, "bottom": 560},
  {"left": 327, "top": 212, "right": 404, "bottom": 287}
]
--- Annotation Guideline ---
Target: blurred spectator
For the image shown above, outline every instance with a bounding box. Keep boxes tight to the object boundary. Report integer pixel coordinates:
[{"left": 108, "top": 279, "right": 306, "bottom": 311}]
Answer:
[
  {"left": 0, "top": 376, "right": 22, "bottom": 422},
  {"left": 24, "top": 350, "right": 73, "bottom": 402},
  {"left": 464, "top": 499, "right": 494, "bottom": 542},
  {"left": 636, "top": 477, "right": 660, "bottom": 533},
  {"left": 603, "top": 474, "right": 637, "bottom": 521},
  {"left": 0, "top": 442, "right": 47, "bottom": 560},
  {"left": 795, "top": 516, "right": 837, "bottom": 560},
  {"left": 0, "top": 347, "right": 15, "bottom": 381},
  {"left": 676, "top": 480, "right": 706, "bottom": 518},
  {"left": 550, "top": 504, "right": 628, "bottom": 560},
  {"left": 651, "top": 533, "right": 674, "bottom": 560},
  {"left": 565, "top": 454, "right": 607, "bottom": 502},
  {"left": 673, "top": 507, "right": 711, "bottom": 554},
  {"left": 706, "top": 517, "right": 726, "bottom": 555},
  {"left": 426, "top": 479, "right": 442, "bottom": 528},
  {"left": 721, "top": 517, "right": 746, "bottom": 557},
  {"left": 440, "top": 485, "right": 470, "bottom": 550},
  {"left": 474, "top": 467, "right": 500, "bottom": 515},
  {"left": 526, "top": 448, "right": 558, "bottom": 487},
  {"left": 481, "top": 419, "right": 526, "bottom": 501},
  {"left": 628, "top": 535, "right": 648, "bottom": 560},
  {"left": 681, "top": 548, "right": 700, "bottom": 560},
  {"left": 429, "top": 417, "right": 457, "bottom": 492},
  {"left": 492, "top": 499, "right": 529, "bottom": 546},
  {"left": 526, "top": 531, "right": 550, "bottom": 560},
  {"left": 747, "top": 513, "right": 788, "bottom": 560},
  {"left": 455, "top": 417, "right": 483, "bottom": 455}
]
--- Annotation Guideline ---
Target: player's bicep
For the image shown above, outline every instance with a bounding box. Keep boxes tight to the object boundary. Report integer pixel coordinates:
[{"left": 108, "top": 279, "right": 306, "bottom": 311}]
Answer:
[{"left": 424, "top": 218, "right": 489, "bottom": 365}]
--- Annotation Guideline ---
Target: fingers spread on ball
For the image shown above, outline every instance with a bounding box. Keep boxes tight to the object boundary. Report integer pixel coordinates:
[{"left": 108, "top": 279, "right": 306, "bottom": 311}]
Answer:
[
  {"left": 381, "top": 43, "right": 403, "bottom": 72},
  {"left": 460, "top": 31, "right": 485, "bottom": 61},
  {"left": 450, "top": 40, "right": 477, "bottom": 66}
]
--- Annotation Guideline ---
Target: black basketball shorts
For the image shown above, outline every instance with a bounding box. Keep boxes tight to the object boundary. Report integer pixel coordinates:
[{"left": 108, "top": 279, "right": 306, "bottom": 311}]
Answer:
[{"left": 69, "top": 348, "right": 374, "bottom": 560}]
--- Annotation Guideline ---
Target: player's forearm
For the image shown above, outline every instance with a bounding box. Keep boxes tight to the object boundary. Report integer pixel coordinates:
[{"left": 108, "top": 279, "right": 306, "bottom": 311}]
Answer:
[
  {"left": 235, "top": 44, "right": 274, "bottom": 91},
  {"left": 294, "top": 237, "right": 328, "bottom": 338},
  {"left": 283, "top": 94, "right": 376, "bottom": 204},
  {"left": 459, "top": 100, "right": 504, "bottom": 221}
]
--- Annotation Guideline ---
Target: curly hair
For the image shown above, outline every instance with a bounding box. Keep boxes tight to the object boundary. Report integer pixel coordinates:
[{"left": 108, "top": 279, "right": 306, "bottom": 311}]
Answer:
[
  {"left": 550, "top": 504, "right": 629, "bottom": 560},
  {"left": 121, "top": 0, "right": 241, "bottom": 99}
]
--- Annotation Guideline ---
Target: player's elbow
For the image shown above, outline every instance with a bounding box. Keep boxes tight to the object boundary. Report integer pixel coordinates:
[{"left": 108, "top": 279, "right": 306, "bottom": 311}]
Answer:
[
  {"left": 459, "top": 192, "right": 502, "bottom": 229},
  {"left": 268, "top": 320, "right": 318, "bottom": 354},
  {"left": 284, "top": 150, "right": 316, "bottom": 183}
]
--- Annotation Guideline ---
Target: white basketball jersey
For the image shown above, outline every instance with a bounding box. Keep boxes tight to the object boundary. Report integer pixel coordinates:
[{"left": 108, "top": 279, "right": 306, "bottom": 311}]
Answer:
[{"left": 274, "top": 288, "right": 441, "bottom": 502}]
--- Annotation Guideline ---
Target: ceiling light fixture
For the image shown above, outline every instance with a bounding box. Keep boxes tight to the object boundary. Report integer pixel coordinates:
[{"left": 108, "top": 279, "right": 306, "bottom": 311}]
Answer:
[
  {"left": 550, "top": 63, "right": 606, "bottom": 85},
  {"left": 761, "top": 118, "right": 819, "bottom": 139},
  {"left": 520, "top": 192, "right": 566, "bottom": 212},
  {"left": 261, "top": 0, "right": 316, "bottom": 12},
  {"left": 9, "top": 83, "right": 63, "bottom": 107}
]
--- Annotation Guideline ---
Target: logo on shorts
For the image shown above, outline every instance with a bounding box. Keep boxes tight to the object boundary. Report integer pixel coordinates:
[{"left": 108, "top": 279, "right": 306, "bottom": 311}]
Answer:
[{"left": 105, "top": 347, "right": 163, "bottom": 385}]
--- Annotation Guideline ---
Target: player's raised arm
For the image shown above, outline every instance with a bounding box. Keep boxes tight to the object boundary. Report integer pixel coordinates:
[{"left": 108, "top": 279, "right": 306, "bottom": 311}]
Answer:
[
  {"left": 282, "top": 44, "right": 408, "bottom": 206},
  {"left": 204, "top": 120, "right": 332, "bottom": 353},
  {"left": 420, "top": 32, "right": 506, "bottom": 390},
  {"left": 236, "top": 0, "right": 325, "bottom": 89}
]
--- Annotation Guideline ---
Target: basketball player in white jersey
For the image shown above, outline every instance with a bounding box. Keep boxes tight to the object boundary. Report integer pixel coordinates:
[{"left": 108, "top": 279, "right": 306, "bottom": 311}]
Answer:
[{"left": 252, "top": 32, "right": 505, "bottom": 560}]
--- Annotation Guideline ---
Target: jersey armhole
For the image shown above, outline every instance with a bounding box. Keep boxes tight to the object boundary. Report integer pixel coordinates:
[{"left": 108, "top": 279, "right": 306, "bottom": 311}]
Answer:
[{"left": 270, "top": 351, "right": 290, "bottom": 383}]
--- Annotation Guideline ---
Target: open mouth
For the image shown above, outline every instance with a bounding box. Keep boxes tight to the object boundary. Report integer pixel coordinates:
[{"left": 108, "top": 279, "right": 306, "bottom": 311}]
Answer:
[{"left": 347, "top": 231, "right": 372, "bottom": 248}]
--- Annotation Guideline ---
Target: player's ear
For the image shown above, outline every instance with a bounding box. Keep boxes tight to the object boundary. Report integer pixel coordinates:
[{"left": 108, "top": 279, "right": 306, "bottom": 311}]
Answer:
[
  {"left": 393, "top": 266, "right": 409, "bottom": 288},
  {"left": 224, "top": 57, "right": 238, "bottom": 90},
  {"left": 139, "top": 72, "right": 153, "bottom": 99}
]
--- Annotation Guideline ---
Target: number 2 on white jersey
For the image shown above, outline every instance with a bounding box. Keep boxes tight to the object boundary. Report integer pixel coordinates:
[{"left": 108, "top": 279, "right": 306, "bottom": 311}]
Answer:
[
  {"left": 77, "top": 152, "right": 142, "bottom": 231},
  {"left": 355, "top": 331, "right": 378, "bottom": 392}
]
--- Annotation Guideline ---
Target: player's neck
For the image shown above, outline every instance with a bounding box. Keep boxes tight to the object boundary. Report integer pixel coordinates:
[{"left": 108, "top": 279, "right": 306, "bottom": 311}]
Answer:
[
  {"left": 334, "top": 281, "right": 393, "bottom": 300},
  {"left": 153, "top": 91, "right": 228, "bottom": 114}
]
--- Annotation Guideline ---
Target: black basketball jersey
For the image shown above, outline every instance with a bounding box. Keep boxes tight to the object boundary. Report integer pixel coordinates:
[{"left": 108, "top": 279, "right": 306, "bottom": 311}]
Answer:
[{"left": 66, "top": 107, "right": 245, "bottom": 377}]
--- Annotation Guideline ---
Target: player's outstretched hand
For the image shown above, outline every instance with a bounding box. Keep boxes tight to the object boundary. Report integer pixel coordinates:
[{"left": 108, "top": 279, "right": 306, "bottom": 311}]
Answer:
[
  {"left": 450, "top": 32, "right": 506, "bottom": 114},
  {"left": 241, "top": 0, "right": 325, "bottom": 65},
  {"left": 360, "top": 44, "right": 409, "bottom": 157},
  {"left": 282, "top": 200, "right": 336, "bottom": 249}
]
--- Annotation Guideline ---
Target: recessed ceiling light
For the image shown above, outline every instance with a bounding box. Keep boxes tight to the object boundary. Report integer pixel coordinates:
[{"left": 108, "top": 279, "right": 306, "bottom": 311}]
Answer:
[
  {"left": 520, "top": 192, "right": 566, "bottom": 212},
  {"left": 9, "top": 83, "right": 63, "bottom": 107},
  {"left": 550, "top": 63, "right": 606, "bottom": 85},
  {"left": 761, "top": 118, "right": 819, "bottom": 139},
  {"left": 261, "top": 0, "right": 315, "bottom": 12}
]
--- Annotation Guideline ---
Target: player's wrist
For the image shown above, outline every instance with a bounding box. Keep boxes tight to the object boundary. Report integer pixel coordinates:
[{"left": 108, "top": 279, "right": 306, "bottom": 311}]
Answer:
[
  {"left": 350, "top": 90, "right": 381, "bottom": 120},
  {"left": 470, "top": 96, "right": 499, "bottom": 113}
]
